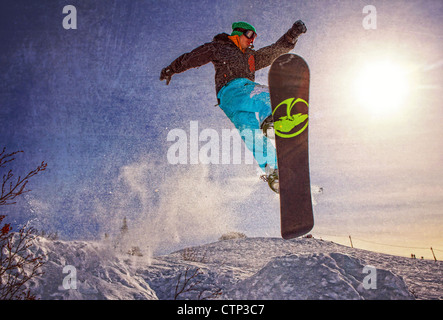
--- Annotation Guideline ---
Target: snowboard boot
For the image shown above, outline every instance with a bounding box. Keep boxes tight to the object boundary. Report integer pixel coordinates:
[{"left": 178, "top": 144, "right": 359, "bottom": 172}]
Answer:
[
  {"left": 261, "top": 165, "right": 279, "bottom": 193},
  {"left": 260, "top": 115, "right": 275, "bottom": 139}
]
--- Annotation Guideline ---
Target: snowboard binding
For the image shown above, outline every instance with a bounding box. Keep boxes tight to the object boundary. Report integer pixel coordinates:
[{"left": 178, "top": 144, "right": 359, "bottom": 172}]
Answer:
[
  {"left": 261, "top": 165, "right": 279, "bottom": 193},
  {"left": 260, "top": 115, "right": 275, "bottom": 139}
]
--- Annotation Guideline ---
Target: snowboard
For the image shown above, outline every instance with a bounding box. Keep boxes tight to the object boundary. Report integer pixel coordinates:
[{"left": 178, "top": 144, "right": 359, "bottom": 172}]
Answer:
[{"left": 268, "top": 53, "right": 314, "bottom": 239}]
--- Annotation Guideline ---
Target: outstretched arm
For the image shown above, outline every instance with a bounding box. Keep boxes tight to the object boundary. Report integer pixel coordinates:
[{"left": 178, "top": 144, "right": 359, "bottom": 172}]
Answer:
[
  {"left": 160, "top": 42, "right": 215, "bottom": 85},
  {"left": 255, "top": 20, "right": 307, "bottom": 71}
]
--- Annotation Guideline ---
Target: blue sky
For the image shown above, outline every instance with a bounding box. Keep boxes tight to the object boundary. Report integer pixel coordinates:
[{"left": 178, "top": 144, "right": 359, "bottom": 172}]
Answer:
[{"left": 1, "top": 0, "right": 442, "bottom": 257}]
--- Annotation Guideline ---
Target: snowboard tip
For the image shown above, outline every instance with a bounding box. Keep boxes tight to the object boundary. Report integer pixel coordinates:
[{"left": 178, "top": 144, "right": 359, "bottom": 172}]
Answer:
[{"left": 281, "top": 223, "right": 313, "bottom": 240}]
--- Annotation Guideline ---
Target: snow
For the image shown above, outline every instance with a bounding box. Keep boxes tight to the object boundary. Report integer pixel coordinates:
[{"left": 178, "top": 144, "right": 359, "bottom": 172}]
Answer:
[{"left": 24, "top": 236, "right": 442, "bottom": 300}]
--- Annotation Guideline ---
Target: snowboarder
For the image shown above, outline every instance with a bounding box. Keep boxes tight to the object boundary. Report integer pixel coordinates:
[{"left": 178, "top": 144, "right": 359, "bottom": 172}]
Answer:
[{"left": 160, "top": 20, "right": 307, "bottom": 192}]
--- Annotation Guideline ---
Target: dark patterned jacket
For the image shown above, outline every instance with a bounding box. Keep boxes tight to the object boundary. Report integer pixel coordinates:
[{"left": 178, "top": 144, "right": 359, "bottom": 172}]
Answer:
[{"left": 167, "top": 28, "right": 300, "bottom": 95}]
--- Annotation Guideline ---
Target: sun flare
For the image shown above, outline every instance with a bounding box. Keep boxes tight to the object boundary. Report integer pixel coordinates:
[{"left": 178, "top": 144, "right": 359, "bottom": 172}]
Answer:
[{"left": 353, "top": 61, "right": 411, "bottom": 116}]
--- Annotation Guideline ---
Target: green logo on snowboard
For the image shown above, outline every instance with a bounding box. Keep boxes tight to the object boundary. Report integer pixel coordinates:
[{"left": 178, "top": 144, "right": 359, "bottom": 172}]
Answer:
[{"left": 272, "top": 98, "right": 308, "bottom": 138}]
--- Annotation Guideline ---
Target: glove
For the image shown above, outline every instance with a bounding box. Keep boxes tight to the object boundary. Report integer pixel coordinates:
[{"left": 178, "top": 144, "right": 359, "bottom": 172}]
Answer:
[
  {"left": 160, "top": 66, "right": 174, "bottom": 85},
  {"left": 289, "top": 20, "right": 307, "bottom": 39}
]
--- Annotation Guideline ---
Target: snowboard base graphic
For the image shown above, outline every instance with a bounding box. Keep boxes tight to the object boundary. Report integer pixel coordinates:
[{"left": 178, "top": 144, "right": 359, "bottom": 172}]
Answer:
[{"left": 268, "top": 54, "right": 314, "bottom": 239}]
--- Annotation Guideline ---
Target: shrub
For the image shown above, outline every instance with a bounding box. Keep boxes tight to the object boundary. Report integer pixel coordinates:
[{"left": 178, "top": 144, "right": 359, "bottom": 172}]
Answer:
[
  {"left": 0, "top": 148, "right": 47, "bottom": 300},
  {"left": 219, "top": 232, "right": 247, "bottom": 241}
]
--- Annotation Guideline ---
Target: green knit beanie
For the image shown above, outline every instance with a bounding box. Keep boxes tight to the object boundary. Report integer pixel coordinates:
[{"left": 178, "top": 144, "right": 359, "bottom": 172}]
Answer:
[{"left": 231, "top": 21, "right": 256, "bottom": 36}]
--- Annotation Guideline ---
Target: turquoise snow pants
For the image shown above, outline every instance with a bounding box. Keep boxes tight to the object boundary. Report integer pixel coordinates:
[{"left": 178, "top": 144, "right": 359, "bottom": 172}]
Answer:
[{"left": 217, "top": 78, "right": 277, "bottom": 172}]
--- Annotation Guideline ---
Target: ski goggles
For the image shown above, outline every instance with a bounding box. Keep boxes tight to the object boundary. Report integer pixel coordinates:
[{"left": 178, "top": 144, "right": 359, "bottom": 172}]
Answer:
[{"left": 234, "top": 28, "right": 257, "bottom": 41}]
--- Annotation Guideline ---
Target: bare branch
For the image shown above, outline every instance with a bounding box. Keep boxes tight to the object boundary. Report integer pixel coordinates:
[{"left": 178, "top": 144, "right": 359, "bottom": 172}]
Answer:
[
  {"left": 173, "top": 265, "right": 222, "bottom": 300},
  {"left": 1, "top": 225, "right": 45, "bottom": 300},
  {"left": 0, "top": 148, "right": 23, "bottom": 169},
  {"left": 0, "top": 148, "right": 47, "bottom": 206}
]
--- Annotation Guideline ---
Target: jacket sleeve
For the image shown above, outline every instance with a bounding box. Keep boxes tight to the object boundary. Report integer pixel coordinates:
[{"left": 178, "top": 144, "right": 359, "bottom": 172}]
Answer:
[
  {"left": 255, "top": 30, "right": 299, "bottom": 71},
  {"left": 168, "top": 42, "right": 215, "bottom": 74}
]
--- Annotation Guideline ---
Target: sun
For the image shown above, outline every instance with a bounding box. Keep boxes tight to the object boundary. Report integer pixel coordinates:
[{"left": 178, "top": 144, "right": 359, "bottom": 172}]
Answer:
[{"left": 353, "top": 61, "right": 411, "bottom": 116}]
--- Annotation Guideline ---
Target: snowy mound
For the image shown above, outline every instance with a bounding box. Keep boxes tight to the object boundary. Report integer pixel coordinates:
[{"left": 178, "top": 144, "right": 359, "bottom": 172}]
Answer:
[
  {"left": 224, "top": 253, "right": 412, "bottom": 300},
  {"left": 29, "top": 238, "right": 157, "bottom": 300},
  {"left": 22, "top": 236, "right": 441, "bottom": 300}
]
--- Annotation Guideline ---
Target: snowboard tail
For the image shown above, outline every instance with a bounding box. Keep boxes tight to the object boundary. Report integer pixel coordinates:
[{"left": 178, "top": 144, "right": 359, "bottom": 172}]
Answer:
[{"left": 269, "top": 54, "right": 314, "bottom": 239}]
